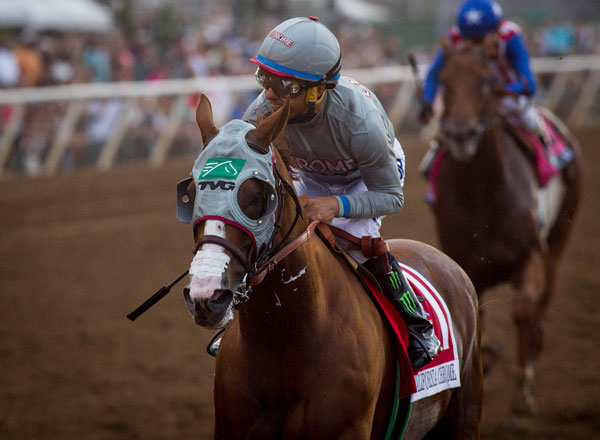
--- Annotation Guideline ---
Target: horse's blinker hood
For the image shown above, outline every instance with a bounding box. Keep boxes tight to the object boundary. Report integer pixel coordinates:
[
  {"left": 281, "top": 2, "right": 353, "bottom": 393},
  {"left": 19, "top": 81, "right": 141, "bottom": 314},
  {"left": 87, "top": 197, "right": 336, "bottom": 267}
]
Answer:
[{"left": 177, "top": 120, "right": 278, "bottom": 256}]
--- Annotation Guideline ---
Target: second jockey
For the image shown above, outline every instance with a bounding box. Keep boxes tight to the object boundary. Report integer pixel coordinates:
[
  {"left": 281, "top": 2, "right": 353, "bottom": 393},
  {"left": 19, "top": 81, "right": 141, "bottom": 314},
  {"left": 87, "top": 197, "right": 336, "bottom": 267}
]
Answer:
[
  {"left": 419, "top": 0, "right": 552, "bottom": 162},
  {"left": 243, "top": 16, "right": 441, "bottom": 370}
]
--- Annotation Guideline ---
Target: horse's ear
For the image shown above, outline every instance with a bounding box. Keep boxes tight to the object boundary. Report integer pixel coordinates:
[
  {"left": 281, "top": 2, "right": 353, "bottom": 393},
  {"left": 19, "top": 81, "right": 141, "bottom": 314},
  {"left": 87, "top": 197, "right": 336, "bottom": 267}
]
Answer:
[
  {"left": 482, "top": 33, "right": 499, "bottom": 59},
  {"left": 196, "top": 94, "right": 219, "bottom": 149},
  {"left": 246, "top": 98, "right": 290, "bottom": 153},
  {"left": 441, "top": 37, "right": 452, "bottom": 56}
]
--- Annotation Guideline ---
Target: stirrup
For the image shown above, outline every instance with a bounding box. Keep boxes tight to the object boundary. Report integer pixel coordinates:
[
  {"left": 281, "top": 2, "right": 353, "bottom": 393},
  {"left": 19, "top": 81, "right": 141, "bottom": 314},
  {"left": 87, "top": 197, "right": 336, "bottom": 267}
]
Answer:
[{"left": 410, "top": 336, "right": 441, "bottom": 371}]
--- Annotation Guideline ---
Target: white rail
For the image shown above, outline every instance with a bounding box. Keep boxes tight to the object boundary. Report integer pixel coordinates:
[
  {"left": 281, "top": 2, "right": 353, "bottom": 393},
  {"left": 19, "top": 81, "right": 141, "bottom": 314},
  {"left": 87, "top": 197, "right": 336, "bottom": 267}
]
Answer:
[
  {"left": 2, "top": 55, "right": 600, "bottom": 104},
  {"left": 1, "top": 54, "right": 599, "bottom": 177}
]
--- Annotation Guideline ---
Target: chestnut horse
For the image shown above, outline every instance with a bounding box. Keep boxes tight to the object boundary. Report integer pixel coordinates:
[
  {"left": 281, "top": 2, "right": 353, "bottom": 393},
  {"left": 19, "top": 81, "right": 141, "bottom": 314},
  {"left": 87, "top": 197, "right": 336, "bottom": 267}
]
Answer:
[
  {"left": 431, "top": 42, "right": 582, "bottom": 419},
  {"left": 183, "top": 94, "right": 482, "bottom": 439}
]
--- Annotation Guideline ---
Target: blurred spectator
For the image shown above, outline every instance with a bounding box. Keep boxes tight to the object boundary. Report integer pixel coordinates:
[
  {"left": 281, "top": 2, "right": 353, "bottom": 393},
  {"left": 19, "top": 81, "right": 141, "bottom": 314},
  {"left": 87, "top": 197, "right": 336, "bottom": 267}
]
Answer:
[
  {"left": 14, "top": 33, "right": 43, "bottom": 87},
  {"left": 83, "top": 37, "right": 112, "bottom": 82},
  {"left": 541, "top": 23, "right": 576, "bottom": 56},
  {"left": 85, "top": 98, "right": 123, "bottom": 161},
  {"left": 0, "top": 3, "right": 598, "bottom": 176},
  {"left": 0, "top": 39, "right": 20, "bottom": 88}
]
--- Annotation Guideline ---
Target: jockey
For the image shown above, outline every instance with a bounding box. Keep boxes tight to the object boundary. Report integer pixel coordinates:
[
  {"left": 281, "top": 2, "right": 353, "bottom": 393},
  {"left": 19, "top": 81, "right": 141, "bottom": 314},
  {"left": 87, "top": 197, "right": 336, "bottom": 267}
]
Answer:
[
  {"left": 419, "top": 0, "right": 549, "bottom": 151},
  {"left": 244, "top": 16, "right": 440, "bottom": 370}
]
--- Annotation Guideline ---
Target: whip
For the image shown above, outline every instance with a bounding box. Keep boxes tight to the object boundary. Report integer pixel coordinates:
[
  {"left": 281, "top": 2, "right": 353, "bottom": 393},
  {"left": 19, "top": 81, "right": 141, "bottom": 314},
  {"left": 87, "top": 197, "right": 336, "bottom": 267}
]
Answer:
[{"left": 126, "top": 269, "right": 189, "bottom": 321}]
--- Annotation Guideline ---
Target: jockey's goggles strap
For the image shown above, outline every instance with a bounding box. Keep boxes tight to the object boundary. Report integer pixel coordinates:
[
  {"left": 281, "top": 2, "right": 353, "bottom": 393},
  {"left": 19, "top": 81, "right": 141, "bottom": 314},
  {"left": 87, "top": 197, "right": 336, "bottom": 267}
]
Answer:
[
  {"left": 255, "top": 68, "right": 306, "bottom": 97},
  {"left": 323, "top": 52, "right": 342, "bottom": 86},
  {"left": 255, "top": 50, "right": 341, "bottom": 97}
]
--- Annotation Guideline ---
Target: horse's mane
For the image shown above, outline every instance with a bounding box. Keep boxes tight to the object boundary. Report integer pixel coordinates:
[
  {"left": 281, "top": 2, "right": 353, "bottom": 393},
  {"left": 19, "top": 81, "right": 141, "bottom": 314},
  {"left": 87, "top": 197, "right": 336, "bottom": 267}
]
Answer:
[{"left": 272, "top": 135, "right": 300, "bottom": 181}]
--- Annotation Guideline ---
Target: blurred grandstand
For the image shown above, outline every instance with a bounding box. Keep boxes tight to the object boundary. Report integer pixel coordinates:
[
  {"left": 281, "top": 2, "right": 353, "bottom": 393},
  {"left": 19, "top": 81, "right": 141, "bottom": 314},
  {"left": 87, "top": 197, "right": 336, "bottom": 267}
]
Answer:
[{"left": 0, "top": 0, "right": 599, "bottom": 177}]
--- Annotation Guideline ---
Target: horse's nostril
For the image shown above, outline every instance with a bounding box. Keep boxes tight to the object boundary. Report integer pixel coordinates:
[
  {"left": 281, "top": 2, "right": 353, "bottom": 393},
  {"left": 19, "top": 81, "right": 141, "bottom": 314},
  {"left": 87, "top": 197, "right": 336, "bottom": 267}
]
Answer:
[
  {"left": 183, "top": 287, "right": 233, "bottom": 317},
  {"left": 209, "top": 289, "right": 234, "bottom": 312},
  {"left": 183, "top": 287, "right": 192, "bottom": 305}
]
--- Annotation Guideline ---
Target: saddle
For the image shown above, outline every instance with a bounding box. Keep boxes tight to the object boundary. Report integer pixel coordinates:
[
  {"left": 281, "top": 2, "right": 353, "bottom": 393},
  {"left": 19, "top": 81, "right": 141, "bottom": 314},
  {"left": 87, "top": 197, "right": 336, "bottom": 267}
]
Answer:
[{"left": 315, "top": 223, "right": 390, "bottom": 288}]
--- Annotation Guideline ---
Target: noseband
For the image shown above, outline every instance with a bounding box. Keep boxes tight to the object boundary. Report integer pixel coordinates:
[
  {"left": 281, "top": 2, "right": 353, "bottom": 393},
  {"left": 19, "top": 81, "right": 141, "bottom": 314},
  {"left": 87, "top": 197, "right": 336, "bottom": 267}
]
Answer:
[{"left": 127, "top": 149, "right": 308, "bottom": 321}]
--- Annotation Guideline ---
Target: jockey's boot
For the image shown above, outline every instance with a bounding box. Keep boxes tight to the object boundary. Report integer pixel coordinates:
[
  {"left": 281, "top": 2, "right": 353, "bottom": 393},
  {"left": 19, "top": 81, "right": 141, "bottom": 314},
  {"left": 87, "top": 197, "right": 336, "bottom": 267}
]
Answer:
[
  {"left": 418, "top": 139, "right": 440, "bottom": 180},
  {"left": 363, "top": 252, "right": 441, "bottom": 371}
]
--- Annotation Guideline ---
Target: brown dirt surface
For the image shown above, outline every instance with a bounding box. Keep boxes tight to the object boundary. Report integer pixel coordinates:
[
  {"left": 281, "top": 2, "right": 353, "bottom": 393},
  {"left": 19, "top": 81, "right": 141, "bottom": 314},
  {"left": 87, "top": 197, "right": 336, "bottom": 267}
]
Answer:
[{"left": 1, "top": 128, "right": 598, "bottom": 439}]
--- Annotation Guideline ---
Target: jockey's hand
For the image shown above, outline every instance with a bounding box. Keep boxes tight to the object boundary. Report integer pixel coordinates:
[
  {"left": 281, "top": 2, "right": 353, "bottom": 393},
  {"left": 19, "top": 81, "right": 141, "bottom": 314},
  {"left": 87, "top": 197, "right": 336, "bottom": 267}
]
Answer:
[
  {"left": 419, "top": 102, "right": 434, "bottom": 125},
  {"left": 300, "top": 196, "right": 339, "bottom": 223}
]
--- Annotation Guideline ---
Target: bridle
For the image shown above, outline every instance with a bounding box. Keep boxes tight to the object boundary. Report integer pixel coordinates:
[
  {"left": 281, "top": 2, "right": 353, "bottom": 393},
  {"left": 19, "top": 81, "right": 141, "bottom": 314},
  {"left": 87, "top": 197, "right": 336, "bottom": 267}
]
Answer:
[
  {"left": 127, "top": 146, "right": 315, "bottom": 321},
  {"left": 193, "top": 150, "right": 306, "bottom": 308},
  {"left": 438, "top": 48, "right": 501, "bottom": 150}
]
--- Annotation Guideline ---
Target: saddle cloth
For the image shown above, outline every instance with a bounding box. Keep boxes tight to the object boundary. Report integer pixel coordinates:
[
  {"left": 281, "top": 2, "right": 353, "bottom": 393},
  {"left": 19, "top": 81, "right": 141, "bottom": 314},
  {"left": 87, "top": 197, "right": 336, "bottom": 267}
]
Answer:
[
  {"left": 425, "top": 114, "right": 574, "bottom": 203},
  {"left": 519, "top": 114, "right": 574, "bottom": 186},
  {"left": 358, "top": 262, "right": 461, "bottom": 401},
  {"left": 315, "top": 223, "right": 460, "bottom": 400}
]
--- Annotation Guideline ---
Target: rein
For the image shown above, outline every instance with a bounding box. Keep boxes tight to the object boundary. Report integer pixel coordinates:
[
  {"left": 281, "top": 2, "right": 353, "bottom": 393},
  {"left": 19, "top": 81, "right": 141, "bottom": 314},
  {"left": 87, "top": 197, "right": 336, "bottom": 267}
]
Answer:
[
  {"left": 247, "top": 220, "right": 320, "bottom": 286},
  {"left": 127, "top": 155, "right": 309, "bottom": 320},
  {"left": 231, "top": 160, "right": 307, "bottom": 305}
]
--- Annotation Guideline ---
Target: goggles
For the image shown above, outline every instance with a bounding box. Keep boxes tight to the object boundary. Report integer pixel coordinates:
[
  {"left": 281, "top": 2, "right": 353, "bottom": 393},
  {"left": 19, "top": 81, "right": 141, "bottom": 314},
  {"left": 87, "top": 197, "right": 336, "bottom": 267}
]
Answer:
[{"left": 255, "top": 68, "right": 307, "bottom": 98}]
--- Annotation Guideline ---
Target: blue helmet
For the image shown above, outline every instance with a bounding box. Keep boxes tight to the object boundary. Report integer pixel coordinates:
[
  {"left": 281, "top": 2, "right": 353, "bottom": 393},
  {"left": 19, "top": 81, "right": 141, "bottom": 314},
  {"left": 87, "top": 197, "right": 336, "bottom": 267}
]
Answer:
[{"left": 457, "top": 0, "right": 503, "bottom": 40}]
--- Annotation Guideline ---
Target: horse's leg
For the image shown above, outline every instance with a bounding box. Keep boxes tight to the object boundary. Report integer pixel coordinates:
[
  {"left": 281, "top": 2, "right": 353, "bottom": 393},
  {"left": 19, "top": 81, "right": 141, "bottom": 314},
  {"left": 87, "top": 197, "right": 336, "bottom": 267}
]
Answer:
[
  {"left": 422, "top": 315, "right": 483, "bottom": 439},
  {"left": 478, "top": 296, "right": 502, "bottom": 376},
  {"left": 510, "top": 249, "right": 547, "bottom": 417}
]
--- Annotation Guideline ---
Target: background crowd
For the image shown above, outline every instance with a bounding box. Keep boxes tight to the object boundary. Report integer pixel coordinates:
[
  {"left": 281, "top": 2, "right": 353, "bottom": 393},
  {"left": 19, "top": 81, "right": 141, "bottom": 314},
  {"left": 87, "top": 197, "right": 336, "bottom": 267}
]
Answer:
[{"left": 0, "top": 1, "right": 599, "bottom": 176}]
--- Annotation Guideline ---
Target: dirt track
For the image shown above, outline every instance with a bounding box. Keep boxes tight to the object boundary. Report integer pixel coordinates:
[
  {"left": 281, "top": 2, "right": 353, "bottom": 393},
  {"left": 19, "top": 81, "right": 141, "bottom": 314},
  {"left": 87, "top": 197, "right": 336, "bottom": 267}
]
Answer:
[{"left": 1, "top": 128, "right": 598, "bottom": 439}]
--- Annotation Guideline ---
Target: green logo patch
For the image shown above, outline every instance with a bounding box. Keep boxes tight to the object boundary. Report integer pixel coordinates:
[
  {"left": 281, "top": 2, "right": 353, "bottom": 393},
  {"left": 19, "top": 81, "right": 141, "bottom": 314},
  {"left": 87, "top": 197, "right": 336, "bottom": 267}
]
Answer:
[
  {"left": 198, "top": 158, "right": 246, "bottom": 180},
  {"left": 399, "top": 290, "right": 418, "bottom": 315}
]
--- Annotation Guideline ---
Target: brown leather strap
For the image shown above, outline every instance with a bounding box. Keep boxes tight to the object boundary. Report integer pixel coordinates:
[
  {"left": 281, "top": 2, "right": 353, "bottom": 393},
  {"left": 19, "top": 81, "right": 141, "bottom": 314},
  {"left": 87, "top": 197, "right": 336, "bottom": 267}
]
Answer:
[
  {"left": 248, "top": 221, "right": 320, "bottom": 285},
  {"left": 319, "top": 224, "right": 389, "bottom": 259},
  {"left": 316, "top": 223, "right": 337, "bottom": 249},
  {"left": 361, "top": 236, "right": 372, "bottom": 257},
  {"left": 326, "top": 224, "right": 362, "bottom": 246}
]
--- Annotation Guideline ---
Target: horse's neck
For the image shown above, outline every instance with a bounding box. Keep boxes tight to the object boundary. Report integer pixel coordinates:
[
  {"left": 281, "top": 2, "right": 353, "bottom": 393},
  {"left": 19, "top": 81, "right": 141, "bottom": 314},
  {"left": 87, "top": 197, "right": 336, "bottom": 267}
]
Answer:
[
  {"left": 238, "top": 227, "right": 339, "bottom": 343},
  {"left": 451, "top": 124, "right": 509, "bottom": 195}
]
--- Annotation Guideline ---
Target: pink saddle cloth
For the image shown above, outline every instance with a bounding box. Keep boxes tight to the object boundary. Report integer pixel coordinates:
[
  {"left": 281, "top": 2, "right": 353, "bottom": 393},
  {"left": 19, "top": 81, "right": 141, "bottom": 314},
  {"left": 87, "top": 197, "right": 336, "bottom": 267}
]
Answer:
[
  {"left": 523, "top": 115, "right": 573, "bottom": 186},
  {"left": 426, "top": 116, "right": 574, "bottom": 203}
]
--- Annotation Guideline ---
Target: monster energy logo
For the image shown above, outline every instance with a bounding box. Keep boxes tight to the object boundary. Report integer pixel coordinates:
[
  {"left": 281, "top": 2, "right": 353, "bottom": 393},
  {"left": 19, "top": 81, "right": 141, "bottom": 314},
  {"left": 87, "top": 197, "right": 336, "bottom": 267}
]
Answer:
[
  {"left": 399, "top": 290, "right": 418, "bottom": 315},
  {"left": 389, "top": 270, "right": 401, "bottom": 290},
  {"left": 198, "top": 158, "right": 246, "bottom": 180}
]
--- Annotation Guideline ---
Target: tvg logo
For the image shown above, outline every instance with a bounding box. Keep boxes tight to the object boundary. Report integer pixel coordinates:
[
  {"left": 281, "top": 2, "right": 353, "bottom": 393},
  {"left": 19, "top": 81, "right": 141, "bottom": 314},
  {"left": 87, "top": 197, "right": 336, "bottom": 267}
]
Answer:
[{"left": 198, "top": 180, "right": 236, "bottom": 191}]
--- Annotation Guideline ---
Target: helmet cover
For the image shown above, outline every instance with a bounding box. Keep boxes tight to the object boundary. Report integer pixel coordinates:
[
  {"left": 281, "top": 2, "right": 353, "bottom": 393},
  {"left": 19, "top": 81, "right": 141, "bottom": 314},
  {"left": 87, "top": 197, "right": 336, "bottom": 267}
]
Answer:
[
  {"left": 457, "top": 0, "right": 503, "bottom": 40},
  {"left": 251, "top": 17, "right": 341, "bottom": 85}
]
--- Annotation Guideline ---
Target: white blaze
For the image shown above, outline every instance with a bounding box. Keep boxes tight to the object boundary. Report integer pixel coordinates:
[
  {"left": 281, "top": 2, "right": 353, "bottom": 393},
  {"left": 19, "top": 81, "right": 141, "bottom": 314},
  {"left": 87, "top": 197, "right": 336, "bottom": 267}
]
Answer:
[{"left": 188, "top": 220, "right": 230, "bottom": 302}]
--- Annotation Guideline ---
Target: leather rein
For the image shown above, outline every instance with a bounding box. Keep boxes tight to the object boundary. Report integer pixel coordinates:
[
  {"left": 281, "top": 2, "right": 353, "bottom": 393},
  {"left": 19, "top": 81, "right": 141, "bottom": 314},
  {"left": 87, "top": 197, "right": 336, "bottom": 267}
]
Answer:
[{"left": 127, "top": 156, "right": 316, "bottom": 320}]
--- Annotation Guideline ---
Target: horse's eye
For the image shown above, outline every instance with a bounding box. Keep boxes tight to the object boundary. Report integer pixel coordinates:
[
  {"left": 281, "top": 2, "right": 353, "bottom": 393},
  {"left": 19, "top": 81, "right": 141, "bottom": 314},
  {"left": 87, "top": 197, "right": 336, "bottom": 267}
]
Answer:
[{"left": 238, "top": 178, "right": 269, "bottom": 220}]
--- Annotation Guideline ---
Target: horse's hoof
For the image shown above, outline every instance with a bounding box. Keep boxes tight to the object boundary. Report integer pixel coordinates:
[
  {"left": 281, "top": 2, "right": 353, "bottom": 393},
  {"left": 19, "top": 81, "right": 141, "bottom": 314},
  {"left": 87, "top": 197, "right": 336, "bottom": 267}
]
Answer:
[
  {"left": 510, "top": 394, "right": 540, "bottom": 417},
  {"left": 504, "top": 414, "right": 533, "bottom": 434}
]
